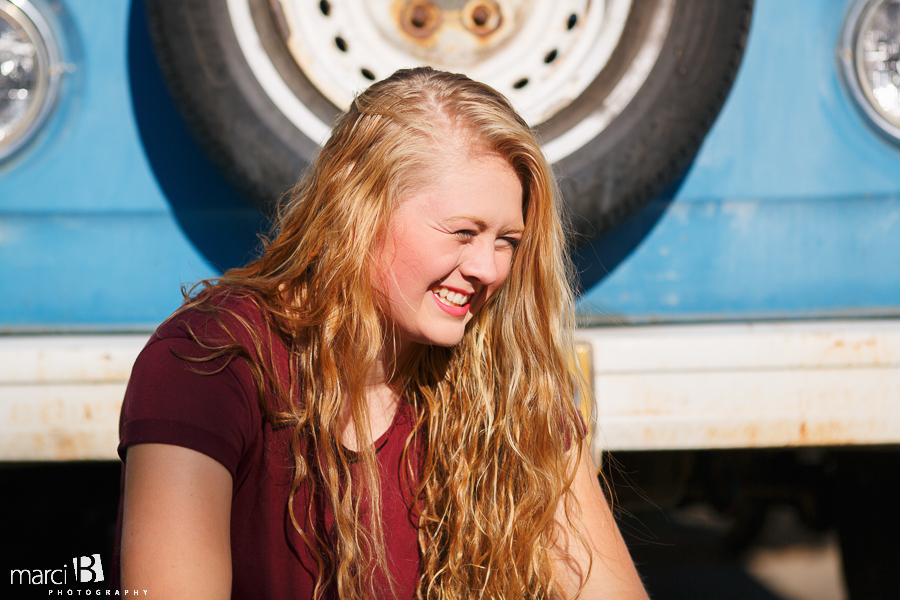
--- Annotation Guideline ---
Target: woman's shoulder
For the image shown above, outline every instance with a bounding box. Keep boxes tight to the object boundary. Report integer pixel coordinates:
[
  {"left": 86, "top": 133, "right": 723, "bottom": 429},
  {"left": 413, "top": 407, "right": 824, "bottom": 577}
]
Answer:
[
  {"left": 120, "top": 289, "right": 272, "bottom": 477},
  {"left": 141, "top": 287, "right": 294, "bottom": 408}
]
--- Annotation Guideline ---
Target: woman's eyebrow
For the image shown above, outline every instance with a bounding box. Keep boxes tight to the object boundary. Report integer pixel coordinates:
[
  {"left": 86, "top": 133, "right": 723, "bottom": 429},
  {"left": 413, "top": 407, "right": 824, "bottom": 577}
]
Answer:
[
  {"left": 447, "top": 215, "right": 489, "bottom": 229},
  {"left": 448, "top": 215, "right": 525, "bottom": 234}
]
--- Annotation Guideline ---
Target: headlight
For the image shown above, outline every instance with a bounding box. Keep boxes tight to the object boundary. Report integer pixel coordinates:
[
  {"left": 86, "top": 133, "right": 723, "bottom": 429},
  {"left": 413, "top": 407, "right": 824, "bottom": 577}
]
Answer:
[
  {"left": 841, "top": 0, "right": 900, "bottom": 144},
  {"left": 0, "top": 0, "right": 61, "bottom": 162}
]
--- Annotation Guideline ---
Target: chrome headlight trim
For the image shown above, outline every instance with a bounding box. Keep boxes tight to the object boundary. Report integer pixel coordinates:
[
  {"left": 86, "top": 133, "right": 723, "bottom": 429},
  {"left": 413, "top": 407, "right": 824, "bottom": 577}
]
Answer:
[
  {"left": 0, "top": 0, "right": 62, "bottom": 162},
  {"left": 840, "top": 0, "right": 900, "bottom": 145}
]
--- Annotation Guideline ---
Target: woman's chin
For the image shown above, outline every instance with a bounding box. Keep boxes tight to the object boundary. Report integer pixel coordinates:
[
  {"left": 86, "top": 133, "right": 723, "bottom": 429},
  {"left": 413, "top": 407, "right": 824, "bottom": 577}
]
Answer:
[{"left": 403, "top": 328, "right": 467, "bottom": 349}]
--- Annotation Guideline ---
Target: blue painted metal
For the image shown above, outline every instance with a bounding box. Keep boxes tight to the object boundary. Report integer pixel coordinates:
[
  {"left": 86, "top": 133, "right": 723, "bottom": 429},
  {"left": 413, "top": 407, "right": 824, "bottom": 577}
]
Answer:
[
  {"left": 1, "top": 0, "right": 898, "bottom": 330},
  {"left": 578, "top": 0, "right": 900, "bottom": 322},
  {"left": 0, "top": 0, "right": 223, "bottom": 330}
]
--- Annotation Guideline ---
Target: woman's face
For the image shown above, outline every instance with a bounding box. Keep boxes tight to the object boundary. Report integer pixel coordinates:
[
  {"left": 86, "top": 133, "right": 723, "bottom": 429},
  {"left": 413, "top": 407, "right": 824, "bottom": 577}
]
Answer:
[{"left": 374, "top": 150, "right": 524, "bottom": 349}]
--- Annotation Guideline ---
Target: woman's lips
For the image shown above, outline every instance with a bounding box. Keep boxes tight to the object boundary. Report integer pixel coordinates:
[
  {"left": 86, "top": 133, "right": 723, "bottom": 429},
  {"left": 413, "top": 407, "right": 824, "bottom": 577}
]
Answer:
[{"left": 432, "top": 286, "right": 471, "bottom": 317}]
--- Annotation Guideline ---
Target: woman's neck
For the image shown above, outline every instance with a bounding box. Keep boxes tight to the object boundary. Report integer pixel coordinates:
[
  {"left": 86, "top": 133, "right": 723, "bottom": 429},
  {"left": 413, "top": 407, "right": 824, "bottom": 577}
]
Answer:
[{"left": 338, "top": 346, "right": 404, "bottom": 451}]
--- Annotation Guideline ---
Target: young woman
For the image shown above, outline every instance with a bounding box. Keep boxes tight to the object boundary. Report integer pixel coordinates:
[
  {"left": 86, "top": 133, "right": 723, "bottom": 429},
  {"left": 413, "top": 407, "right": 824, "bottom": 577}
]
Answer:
[{"left": 116, "top": 67, "right": 648, "bottom": 600}]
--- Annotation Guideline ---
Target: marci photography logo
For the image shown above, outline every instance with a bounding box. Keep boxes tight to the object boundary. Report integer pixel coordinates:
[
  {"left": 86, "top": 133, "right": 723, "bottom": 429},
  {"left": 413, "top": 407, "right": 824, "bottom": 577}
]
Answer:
[{"left": 9, "top": 554, "right": 146, "bottom": 595}]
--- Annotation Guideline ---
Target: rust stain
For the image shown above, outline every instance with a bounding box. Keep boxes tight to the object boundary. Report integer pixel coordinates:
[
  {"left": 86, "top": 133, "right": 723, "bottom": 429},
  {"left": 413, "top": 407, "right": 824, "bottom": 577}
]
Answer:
[
  {"left": 816, "top": 332, "right": 893, "bottom": 368},
  {"left": 55, "top": 430, "right": 78, "bottom": 459},
  {"left": 794, "top": 421, "right": 851, "bottom": 447},
  {"left": 399, "top": 0, "right": 443, "bottom": 39},
  {"left": 693, "top": 419, "right": 862, "bottom": 449},
  {"left": 744, "top": 425, "right": 759, "bottom": 444},
  {"left": 461, "top": 0, "right": 503, "bottom": 37},
  {"left": 390, "top": 0, "right": 510, "bottom": 51},
  {"left": 19, "top": 430, "right": 114, "bottom": 461}
]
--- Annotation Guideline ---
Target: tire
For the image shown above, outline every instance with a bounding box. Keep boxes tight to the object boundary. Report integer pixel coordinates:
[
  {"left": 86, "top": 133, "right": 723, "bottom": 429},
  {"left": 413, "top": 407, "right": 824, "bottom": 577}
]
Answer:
[
  {"left": 146, "top": 0, "right": 752, "bottom": 238},
  {"left": 550, "top": 0, "right": 753, "bottom": 238}
]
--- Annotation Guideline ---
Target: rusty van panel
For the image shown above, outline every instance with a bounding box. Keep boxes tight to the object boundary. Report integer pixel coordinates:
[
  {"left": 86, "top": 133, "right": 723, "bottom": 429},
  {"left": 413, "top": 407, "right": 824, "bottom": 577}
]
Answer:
[
  {"left": 577, "top": 319, "right": 900, "bottom": 450},
  {"left": 0, "top": 336, "right": 144, "bottom": 461}
]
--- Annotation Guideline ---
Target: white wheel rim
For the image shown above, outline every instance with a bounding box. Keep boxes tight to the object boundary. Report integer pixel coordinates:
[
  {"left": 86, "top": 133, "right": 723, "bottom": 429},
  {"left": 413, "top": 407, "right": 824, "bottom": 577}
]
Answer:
[{"left": 227, "top": 0, "right": 673, "bottom": 162}]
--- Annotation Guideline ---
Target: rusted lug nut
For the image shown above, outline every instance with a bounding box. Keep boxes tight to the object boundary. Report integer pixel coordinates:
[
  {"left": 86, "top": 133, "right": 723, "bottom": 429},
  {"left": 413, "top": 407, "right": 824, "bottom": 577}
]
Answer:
[
  {"left": 412, "top": 5, "right": 429, "bottom": 27},
  {"left": 401, "top": 0, "right": 442, "bottom": 38},
  {"left": 472, "top": 6, "right": 490, "bottom": 26},
  {"left": 462, "top": 0, "right": 501, "bottom": 36}
]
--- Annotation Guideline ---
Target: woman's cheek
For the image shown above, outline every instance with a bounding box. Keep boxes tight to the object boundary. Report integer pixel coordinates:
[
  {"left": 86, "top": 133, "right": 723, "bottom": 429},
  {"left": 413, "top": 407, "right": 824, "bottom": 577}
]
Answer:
[{"left": 496, "top": 254, "right": 515, "bottom": 289}]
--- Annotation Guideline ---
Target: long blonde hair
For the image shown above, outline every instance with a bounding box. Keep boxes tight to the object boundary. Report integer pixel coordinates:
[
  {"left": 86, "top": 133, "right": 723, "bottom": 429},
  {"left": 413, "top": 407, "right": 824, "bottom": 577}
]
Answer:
[{"left": 184, "top": 67, "right": 588, "bottom": 599}]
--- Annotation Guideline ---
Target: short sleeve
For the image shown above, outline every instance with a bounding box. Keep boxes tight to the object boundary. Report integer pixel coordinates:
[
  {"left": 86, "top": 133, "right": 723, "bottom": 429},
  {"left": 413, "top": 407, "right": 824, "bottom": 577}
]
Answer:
[{"left": 118, "top": 336, "right": 257, "bottom": 479}]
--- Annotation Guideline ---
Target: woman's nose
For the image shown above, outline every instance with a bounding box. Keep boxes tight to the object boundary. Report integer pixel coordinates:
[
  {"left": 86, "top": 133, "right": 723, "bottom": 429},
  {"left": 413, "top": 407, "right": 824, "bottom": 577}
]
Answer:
[{"left": 459, "top": 240, "right": 501, "bottom": 285}]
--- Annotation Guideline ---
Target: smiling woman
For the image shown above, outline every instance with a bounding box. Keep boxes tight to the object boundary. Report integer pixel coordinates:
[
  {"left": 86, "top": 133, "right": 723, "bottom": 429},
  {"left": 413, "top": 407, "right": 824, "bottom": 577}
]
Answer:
[
  {"left": 115, "top": 67, "right": 648, "bottom": 600},
  {"left": 375, "top": 146, "right": 523, "bottom": 348}
]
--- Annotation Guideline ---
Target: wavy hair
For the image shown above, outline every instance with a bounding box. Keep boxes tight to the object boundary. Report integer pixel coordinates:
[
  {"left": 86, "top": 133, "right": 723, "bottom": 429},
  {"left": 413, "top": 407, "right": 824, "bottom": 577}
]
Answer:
[{"left": 182, "top": 67, "right": 589, "bottom": 599}]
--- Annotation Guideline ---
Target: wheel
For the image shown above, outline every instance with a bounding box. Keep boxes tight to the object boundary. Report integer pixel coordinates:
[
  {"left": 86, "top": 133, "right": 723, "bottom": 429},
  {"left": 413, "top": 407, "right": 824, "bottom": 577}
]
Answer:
[{"left": 146, "top": 0, "right": 752, "bottom": 239}]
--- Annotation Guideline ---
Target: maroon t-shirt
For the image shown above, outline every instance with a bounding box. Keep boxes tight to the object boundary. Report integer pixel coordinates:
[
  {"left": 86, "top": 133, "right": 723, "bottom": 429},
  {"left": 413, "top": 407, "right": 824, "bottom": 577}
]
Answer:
[{"left": 114, "top": 294, "right": 421, "bottom": 598}]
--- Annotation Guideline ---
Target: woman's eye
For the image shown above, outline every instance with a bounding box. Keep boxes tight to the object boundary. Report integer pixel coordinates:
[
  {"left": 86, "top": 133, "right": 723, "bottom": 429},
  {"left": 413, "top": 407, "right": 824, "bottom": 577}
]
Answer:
[
  {"left": 455, "top": 230, "right": 477, "bottom": 240},
  {"left": 499, "top": 236, "right": 520, "bottom": 249}
]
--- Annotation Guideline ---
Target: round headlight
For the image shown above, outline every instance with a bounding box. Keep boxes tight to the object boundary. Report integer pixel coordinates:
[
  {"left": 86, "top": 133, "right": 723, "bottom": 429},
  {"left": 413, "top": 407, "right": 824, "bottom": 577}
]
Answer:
[
  {"left": 841, "top": 0, "right": 900, "bottom": 144},
  {"left": 0, "top": 0, "right": 61, "bottom": 162}
]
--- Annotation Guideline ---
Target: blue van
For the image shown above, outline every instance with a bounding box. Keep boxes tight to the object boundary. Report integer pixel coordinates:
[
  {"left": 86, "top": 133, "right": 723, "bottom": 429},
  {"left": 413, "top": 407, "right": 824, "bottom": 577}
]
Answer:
[{"left": 2, "top": 0, "right": 898, "bottom": 595}]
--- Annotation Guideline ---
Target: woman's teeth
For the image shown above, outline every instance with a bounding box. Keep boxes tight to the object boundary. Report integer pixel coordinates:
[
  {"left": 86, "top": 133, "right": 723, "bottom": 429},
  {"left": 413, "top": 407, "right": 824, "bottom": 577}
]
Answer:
[{"left": 434, "top": 286, "right": 471, "bottom": 307}]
